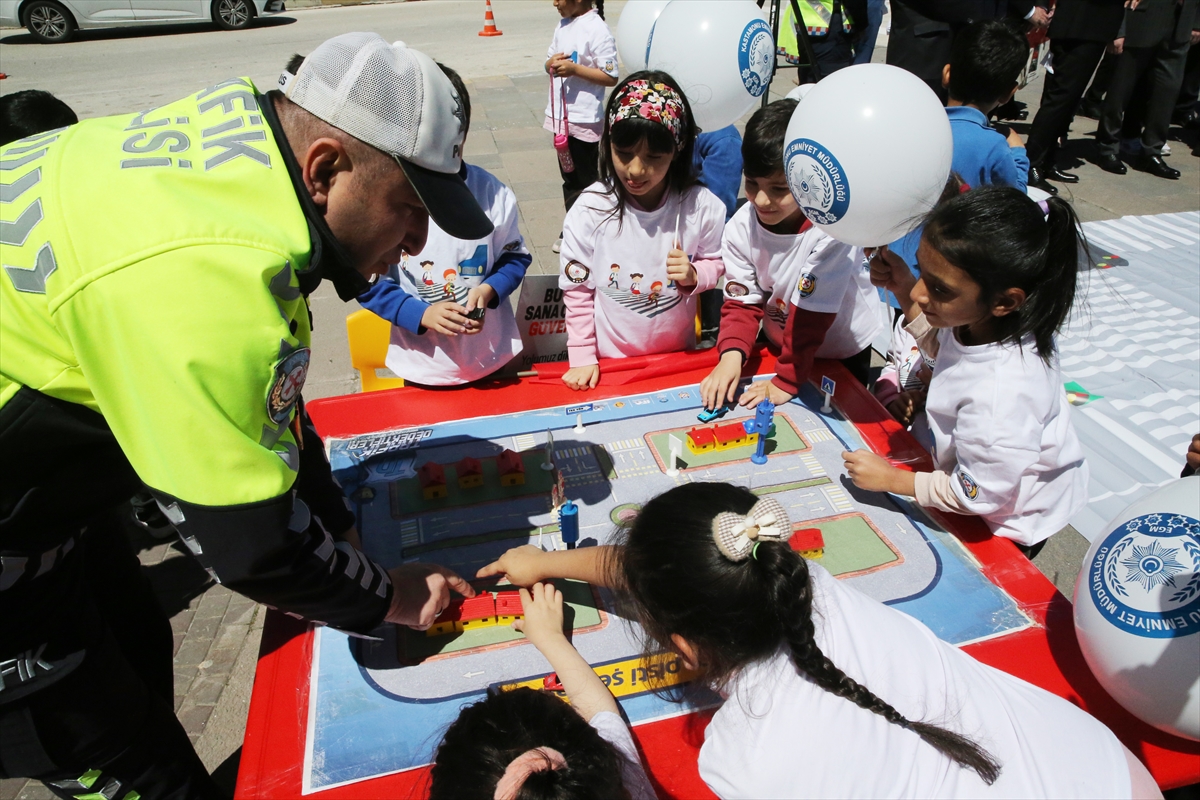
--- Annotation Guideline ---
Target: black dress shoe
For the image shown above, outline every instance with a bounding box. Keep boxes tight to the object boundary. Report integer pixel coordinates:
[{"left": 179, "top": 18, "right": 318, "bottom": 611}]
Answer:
[
  {"left": 1137, "top": 153, "right": 1181, "bottom": 179},
  {"left": 1094, "top": 153, "right": 1128, "bottom": 174},
  {"left": 1027, "top": 165, "right": 1059, "bottom": 195},
  {"left": 1043, "top": 166, "right": 1080, "bottom": 183}
]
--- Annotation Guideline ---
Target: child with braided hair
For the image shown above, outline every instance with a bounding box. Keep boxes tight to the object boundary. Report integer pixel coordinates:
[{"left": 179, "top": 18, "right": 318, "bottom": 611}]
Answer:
[{"left": 479, "top": 483, "right": 1160, "bottom": 799}]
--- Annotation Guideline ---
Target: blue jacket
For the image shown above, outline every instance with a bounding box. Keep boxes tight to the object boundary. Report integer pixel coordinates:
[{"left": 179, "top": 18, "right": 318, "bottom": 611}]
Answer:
[
  {"left": 947, "top": 105, "right": 1029, "bottom": 194},
  {"left": 693, "top": 126, "right": 744, "bottom": 220}
]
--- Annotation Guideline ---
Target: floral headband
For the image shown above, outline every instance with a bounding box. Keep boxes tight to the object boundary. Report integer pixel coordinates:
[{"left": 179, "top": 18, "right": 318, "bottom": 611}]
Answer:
[{"left": 608, "top": 79, "right": 687, "bottom": 151}]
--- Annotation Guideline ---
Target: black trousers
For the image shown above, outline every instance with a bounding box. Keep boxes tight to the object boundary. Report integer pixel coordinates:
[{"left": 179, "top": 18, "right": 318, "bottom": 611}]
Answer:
[
  {"left": 0, "top": 389, "right": 221, "bottom": 799},
  {"left": 1097, "top": 38, "right": 1192, "bottom": 156},
  {"left": 559, "top": 136, "right": 600, "bottom": 213},
  {"left": 1026, "top": 38, "right": 1108, "bottom": 166}
]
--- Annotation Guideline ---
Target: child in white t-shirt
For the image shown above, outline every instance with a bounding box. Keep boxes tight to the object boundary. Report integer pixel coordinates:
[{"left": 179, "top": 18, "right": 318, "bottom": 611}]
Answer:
[
  {"left": 478, "top": 484, "right": 1159, "bottom": 800},
  {"left": 699, "top": 99, "right": 881, "bottom": 412},
  {"left": 429, "top": 582, "right": 655, "bottom": 800},
  {"left": 845, "top": 186, "right": 1090, "bottom": 549},
  {"left": 559, "top": 71, "right": 726, "bottom": 391},
  {"left": 358, "top": 66, "right": 531, "bottom": 386},
  {"left": 545, "top": 0, "right": 618, "bottom": 218}
]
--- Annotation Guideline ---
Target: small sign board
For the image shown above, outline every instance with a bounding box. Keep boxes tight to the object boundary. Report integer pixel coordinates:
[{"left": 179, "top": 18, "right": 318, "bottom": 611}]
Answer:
[{"left": 820, "top": 376, "right": 836, "bottom": 396}]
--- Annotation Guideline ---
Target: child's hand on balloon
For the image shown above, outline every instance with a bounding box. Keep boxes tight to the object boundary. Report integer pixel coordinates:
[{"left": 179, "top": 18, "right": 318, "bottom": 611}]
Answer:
[
  {"left": 868, "top": 246, "right": 916, "bottom": 294},
  {"left": 666, "top": 248, "right": 696, "bottom": 287}
]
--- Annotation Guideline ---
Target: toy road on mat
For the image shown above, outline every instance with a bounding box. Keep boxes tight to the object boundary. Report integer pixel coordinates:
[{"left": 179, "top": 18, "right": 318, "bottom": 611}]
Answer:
[{"left": 305, "top": 380, "right": 1031, "bottom": 790}]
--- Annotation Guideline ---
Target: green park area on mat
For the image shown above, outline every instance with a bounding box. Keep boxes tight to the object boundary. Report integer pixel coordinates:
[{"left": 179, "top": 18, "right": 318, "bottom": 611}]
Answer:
[{"left": 645, "top": 414, "right": 809, "bottom": 471}]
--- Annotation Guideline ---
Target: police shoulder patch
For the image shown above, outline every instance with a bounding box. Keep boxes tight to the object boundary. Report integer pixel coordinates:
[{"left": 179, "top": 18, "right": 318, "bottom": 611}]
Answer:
[
  {"left": 956, "top": 468, "right": 979, "bottom": 500},
  {"left": 725, "top": 281, "right": 749, "bottom": 298},
  {"left": 798, "top": 272, "right": 817, "bottom": 298},
  {"left": 268, "top": 347, "right": 310, "bottom": 424}
]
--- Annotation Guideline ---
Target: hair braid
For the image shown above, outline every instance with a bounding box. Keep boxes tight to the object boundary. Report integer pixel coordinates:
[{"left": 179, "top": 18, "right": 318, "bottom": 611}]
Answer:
[{"left": 762, "top": 544, "right": 1001, "bottom": 785}]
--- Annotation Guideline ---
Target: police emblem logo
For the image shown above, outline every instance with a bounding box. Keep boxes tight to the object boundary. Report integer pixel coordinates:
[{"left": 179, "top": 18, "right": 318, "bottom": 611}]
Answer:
[
  {"left": 737, "top": 19, "right": 774, "bottom": 98},
  {"left": 956, "top": 468, "right": 979, "bottom": 500},
  {"left": 268, "top": 347, "right": 310, "bottom": 424},
  {"left": 564, "top": 261, "right": 590, "bottom": 284},
  {"left": 798, "top": 272, "right": 817, "bottom": 298},
  {"left": 784, "top": 138, "right": 851, "bottom": 225},
  {"left": 725, "top": 281, "right": 750, "bottom": 298},
  {"left": 503, "top": 239, "right": 522, "bottom": 252},
  {"left": 1089, "top": 513, "right": 1200, "bottom": 639}
]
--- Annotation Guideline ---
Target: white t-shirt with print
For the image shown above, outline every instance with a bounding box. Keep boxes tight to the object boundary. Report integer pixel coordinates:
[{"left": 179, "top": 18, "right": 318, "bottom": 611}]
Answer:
[
  {"left": 588, "top": 711, "right": 656, "bottom": 800},
  {"left": 924, "top": 328, "right": 1089, "bottom": 545},
  {"left": 544, "top": 9, "right": 618, "bottom": 128},
  {"left": 722, "top": 202, "right": 881, "bottom": 359},
  {"left": 700, "top": 564, "right": 1132, "bottom": 799},
  {"left": 560, "top": 183, "right": 726, "bottom": 360},
  {"left": 384, "top": 165, "right": 527, "bottom": 385}
]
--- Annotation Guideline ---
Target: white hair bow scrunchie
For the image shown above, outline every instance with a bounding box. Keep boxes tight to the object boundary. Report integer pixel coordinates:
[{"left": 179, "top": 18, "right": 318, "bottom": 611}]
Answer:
[{"left": 712, "top": 497, "right": 791, "bottom": 562}]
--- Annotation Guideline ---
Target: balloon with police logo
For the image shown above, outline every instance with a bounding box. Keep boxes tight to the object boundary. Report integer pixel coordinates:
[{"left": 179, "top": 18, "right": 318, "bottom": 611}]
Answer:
[
  {"left": 782, "top": 63, "right": 952, "bottom": 246},
  {"left": 645, "top": 0, "right": 774, "bottom": 132},
  {"left": 1074, "top": 477, "right": 1200, "bottom": 742},
  {"left": 616, "top": 0, "right": 672, "bottom": 74}
]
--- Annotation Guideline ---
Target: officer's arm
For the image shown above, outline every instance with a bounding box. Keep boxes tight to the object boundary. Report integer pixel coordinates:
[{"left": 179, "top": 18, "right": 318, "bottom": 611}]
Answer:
[{"left": 58, "top": 247, "right": 396, "bottom": 633}]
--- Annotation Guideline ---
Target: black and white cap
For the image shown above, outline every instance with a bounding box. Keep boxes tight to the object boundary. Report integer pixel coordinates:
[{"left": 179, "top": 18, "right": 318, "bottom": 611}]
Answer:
[{"left": 280, "top": 32, "right": 492, "bottom": 241}]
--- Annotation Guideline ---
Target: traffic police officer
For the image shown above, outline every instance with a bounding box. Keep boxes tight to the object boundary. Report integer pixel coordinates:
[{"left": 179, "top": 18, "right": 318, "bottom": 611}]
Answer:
[{"left": 0, "top": 33, "right": 487, "bottom": 798}]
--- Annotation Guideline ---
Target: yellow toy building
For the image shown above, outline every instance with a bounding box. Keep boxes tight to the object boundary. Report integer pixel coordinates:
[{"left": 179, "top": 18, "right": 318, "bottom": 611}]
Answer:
[
  {"left": 713, "top": 421, "right": 757, "bottom": 452},
  {"left": 686, "top": 426, "right": 717, "bottom": 455},
  {"left": 418, "top": 462, "right": 447, "bottom": 500},
  {"left": 457, "top": 457, "right": 484, "bottom": 489},
  {"left": 498, "top": 449, "right": 526, "bottom": 487}
]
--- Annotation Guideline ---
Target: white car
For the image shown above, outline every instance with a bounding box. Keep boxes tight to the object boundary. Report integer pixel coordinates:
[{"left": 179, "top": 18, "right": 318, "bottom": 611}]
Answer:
[{"left": 0, "top": 0, "right": 285, "bottom": 43}]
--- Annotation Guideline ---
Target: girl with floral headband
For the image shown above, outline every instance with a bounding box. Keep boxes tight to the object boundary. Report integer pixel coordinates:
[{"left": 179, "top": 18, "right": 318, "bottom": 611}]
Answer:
[
  {"left": 558, "top": 71, "right": 726, "bottom": 391},
  {"left": 479, "top": 483, "right": 1158, "bottom": 799}
]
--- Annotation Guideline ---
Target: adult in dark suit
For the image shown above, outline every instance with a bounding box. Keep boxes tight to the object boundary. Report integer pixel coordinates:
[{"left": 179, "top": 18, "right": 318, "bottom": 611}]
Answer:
[
  {"left": 1024, "top": 0, "right": 1128, "bottom": 191},
  {"left": 886, "top": 1, "right": 1048, "bottom": 102},
  {"left": 1095, "top": 0, "right": 1200, "bottom": 178}
]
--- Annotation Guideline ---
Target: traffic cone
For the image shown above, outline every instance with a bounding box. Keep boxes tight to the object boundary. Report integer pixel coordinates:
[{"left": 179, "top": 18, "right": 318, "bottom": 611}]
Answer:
[{"left": 479, "top": 0, "right": 503, "bottom": 36}]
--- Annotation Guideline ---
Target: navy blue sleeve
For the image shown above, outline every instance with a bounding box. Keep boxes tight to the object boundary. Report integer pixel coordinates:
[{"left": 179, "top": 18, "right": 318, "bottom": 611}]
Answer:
[
  {"left": 482, "top": 252, "right": 532, "bottom": 306},
  {"left": 693, "top": 127, "right": 744, "bottom": 220},
  {"left": 358, "top": 278, "right": 429, "bottom": 334}
]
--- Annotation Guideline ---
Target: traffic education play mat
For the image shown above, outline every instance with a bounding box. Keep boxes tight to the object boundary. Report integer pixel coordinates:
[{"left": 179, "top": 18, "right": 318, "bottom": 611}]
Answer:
[{"left": 302, "top": 378, "right": 1031, "bottom": 791}]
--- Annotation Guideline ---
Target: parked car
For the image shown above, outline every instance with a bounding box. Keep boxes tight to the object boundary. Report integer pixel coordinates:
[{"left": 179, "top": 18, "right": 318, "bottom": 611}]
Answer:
[{"left": 0, "top": 0, "right": 285, "bottom": 43}]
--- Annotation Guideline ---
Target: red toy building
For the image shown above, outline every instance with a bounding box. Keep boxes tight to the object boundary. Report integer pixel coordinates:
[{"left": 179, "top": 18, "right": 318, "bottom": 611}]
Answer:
[
  {"left": 459, "top": 594, "right": 497, "bottom": 630},
  {"left": 457, "top": 456, "right": 484, "bottom": 489},
  {"left": 789, "top": 527, "right": 825, "bottom": 558},
  {"left": 418, "top": 461, "right": 447, "bottom": 500},
  {"left": 494, "top": 590, "right": 524, "bottom": 623},
  {"left": 712, "top": 421, "right": 749, "bottom": 449},
  {"left": 497, "top": 449, "right": 526, "bottom": 487},
  {"left": 686, "top": 426, "right": 717, "bottom": 454}
]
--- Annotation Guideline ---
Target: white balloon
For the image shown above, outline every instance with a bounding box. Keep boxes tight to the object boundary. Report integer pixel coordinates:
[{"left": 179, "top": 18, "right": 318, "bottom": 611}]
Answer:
[
  {"left": 782, "top": 64, "right": 952, "bottom": 247},
  {"left": 616, "top": 0, "right": 672, "bottom": 74},
  {"left": 1074, "top": 477, "right": 1200, "bottom": 742},
  {"left": 646, "top": 0, "right": 774, "bottom": 132},
  {"left": 786, "top": 83, "right": 817, "bottom": 101}
]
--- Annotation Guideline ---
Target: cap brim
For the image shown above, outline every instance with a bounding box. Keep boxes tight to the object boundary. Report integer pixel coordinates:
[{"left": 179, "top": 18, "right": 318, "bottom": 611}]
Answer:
[{"left": 398, "top": 159, "right": 494, "bottom": 241}]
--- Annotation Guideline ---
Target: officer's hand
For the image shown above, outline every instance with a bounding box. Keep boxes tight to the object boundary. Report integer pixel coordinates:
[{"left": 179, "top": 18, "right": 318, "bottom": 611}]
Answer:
[
  {"left": 385, "top": 563, "right": 475, "bottom": 630},
  {"left": 422, "top": 303, "right": 471, "bottom": 336}
]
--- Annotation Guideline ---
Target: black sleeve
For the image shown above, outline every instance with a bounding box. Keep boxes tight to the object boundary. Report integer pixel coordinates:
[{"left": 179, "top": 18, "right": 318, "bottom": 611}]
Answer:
[
  {"left": 295, "top": 404, "right": 356, "bottom": 537},
  {"left": 151, "top": 489, "right": 392, "bottom": 634}
]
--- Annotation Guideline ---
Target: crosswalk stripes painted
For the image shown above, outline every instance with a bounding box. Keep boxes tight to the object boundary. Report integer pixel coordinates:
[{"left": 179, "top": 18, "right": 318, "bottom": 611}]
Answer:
[
  {"left": 822, "top": 485, "right": 853, "bottom": 512},
  {"left": 799, "top": 453, "right": 826, "bottom": 477},
  {"left": 399, "top": 520, "right": 420, "bottom": 548},
  {"left": 513, "top": 434, "right": 537, "bottom": 452},
  {"left": 804, "top": 429, "right": 835, "bottom": 443}
]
